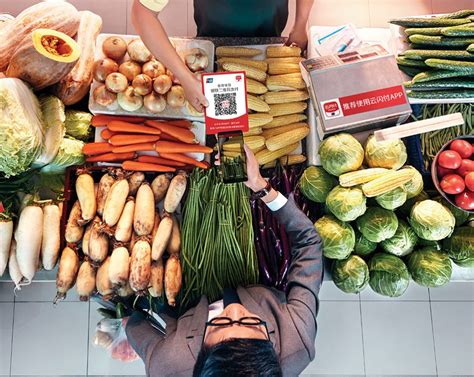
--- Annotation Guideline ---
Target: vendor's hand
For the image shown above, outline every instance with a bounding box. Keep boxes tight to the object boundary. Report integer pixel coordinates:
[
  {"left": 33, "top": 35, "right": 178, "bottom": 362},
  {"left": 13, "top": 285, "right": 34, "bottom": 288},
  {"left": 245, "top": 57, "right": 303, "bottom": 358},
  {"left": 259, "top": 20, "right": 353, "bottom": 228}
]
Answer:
[
  {"left": 181, "top": 73, "right": 209, "bottom": 112},
  {"left": 243, "top": 145, "right": 267, "bottom": 193},
  {"left": 285, "top": 26, "right": 308, "bottom": 51}
]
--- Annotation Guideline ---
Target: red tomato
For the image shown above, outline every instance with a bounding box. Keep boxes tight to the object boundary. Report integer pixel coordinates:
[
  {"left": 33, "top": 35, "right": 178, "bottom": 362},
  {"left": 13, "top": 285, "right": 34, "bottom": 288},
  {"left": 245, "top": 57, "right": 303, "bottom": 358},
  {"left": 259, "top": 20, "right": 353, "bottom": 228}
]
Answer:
[
  {"left": 438, "top": 150, "right": 462, "bottom": 169},
  {"left": 465, "top": 172, "right": 474, "bottom": 192},
  {"left": 457, "top": 159, "right": 474, "bottom": 177},
  {"left": 450, "top": 139, "right": 472, "bottom": 159},
  {"left": 440, "top": 174, "right": 465, "bottom": 194},
  {"left": 437, "top": 165, "right": 454, "bottom": 178},
  {"left": 455, "top": 190, "right": 474, "bottom": 211}
]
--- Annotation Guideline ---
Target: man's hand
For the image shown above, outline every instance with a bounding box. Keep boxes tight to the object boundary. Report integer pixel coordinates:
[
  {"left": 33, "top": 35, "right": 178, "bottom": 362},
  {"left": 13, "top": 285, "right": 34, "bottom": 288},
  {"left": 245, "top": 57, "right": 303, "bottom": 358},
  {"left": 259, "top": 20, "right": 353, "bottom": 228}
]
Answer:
[
  {"left": 243, "top": 145, "right": 267, "bottom": 193},
  {"left": 181, "top": 73, "right": 208, "bottom": 112},
  {"left": 285, "top": 26, "right": 308, "bottom": 51}
]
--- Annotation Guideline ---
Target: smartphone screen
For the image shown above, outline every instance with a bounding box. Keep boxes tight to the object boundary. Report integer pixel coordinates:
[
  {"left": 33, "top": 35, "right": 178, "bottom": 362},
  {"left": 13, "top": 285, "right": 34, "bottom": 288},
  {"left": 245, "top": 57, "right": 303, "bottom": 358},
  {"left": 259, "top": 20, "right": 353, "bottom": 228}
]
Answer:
[{"left": 218, "top": 131, "right": 247, "bottom": 184}]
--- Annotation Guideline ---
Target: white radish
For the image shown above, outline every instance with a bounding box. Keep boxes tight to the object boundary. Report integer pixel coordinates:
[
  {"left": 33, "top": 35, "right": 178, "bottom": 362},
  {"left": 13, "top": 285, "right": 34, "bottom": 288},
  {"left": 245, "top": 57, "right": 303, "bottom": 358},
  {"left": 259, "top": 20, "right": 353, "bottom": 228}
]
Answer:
[
  {"left": 76, "top": 260, "right": 96, "bottom": 301},
  {"left": 108, "top": 246, "right": 130, "bottom": 288},
  {"left": 15, "top": 205, "right": 43, "bottom": 284},
  {"left": 8, "top": 240, "right": 23, "bottom": 291},
  {"left": 65, "top": 200, "right": 84, "bottom": 243},
  {"left": 151, "top": 215, "right": 173, "bottom": 261},
  {"left": 82, "top": 221, "right": 94, "bottom": 256},
  {"left": 133, "top": 183, "right": 155, "bottom": 236},
  {"left": 115, "top": 197, "right": 135, "bottom": 242},
  {"left": 149, "top": 258, "right": 164, "bottom": 298},
  {"left": 151, "top": 174, "right": 171, "bottom": 203},
  {"left": 0, "top": 216, "right": 13, "bottom": 276},
  {"left": 129, "top": 239, "right": 151, "bottom": 294},
  {"left": 88, "top": 217, "right": 109, "bottom": 266},
  {"left": 41, "top": 203, "right": 61, "bottom": 270},
  {"left": 76, "top": 171, "right": 96, "bottom": 224},
  {"left": 103, "top": 178, "right": 130, "bottom": 226},
  {"left": 96, "top": 256, "right": 114, "bottom": 298},
  {"left": 166, "top": 216, "right": 181, "bottom": 255},
  {"left": 97, "top": 173, "right": 116, "bottom": 217},
  {"left": 164, "top": 173, "right": 187, "bottom": 213},
  {"left": 55, "top": 246, "right": 80, "bottom": 303},
  {"left": 128, "top": 171, "right": 145, "bottom": 196}
]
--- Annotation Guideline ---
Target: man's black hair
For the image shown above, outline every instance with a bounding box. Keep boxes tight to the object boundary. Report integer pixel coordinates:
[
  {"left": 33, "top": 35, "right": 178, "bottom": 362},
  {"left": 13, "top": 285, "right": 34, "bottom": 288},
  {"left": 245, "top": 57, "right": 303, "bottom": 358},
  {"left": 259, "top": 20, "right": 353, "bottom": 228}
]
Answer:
[{"left": 193, "top": 338, "right": 282, "bottom": 377}]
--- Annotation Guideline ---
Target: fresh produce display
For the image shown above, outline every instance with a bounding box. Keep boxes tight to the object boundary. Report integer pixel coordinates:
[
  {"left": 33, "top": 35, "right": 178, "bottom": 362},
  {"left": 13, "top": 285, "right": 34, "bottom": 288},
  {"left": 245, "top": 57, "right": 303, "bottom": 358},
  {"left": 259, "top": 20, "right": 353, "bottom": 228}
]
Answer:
[
  {"left": 332, "top": 255, "right": 369, "bottom": 294},
  {"left": 368, "top": 253, "right": 410, "bottom": 297},
  {"left": 406, "top": 247, "right": 452, "bottom": 287}
]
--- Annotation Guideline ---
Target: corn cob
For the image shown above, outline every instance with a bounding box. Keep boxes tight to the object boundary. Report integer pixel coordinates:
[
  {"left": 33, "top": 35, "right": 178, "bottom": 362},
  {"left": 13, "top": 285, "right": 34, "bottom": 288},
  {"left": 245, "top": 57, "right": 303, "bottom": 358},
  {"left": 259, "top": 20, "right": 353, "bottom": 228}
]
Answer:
[
  {"left": 256, "top": 143, "right": 299, "bottom": 165},
  {"left": 267, "top": 46, "right": 302, "bottom": 58},
  {"left": 216, "top": 46, "right": 262, "bottom": 57},
  {"left": 223, "top": 136, "right": 265, "bottom": 151},
  {"left": 263, "top": 113, "right": 307, "bottom": 129},
  {"left": 247, "top": 94, "right": 271, "bottom": 112},
  {"left": 262, "top": 122, "right": 308, "bottom": 139},
  {"left": 339, "top": 168, "right": 389, "bottom": 187},
  {"left": 263, "top": 90, "right": 309, "bottom": 104},
  {"left": 246, "top": 78, "right": 268, "bottom": 94},
  {"left": 266, "top": 57, "right": 304, "bottom": 64},
  {"left": 244, "top": 127, "right": 263, "bottom": 136},
  {"left": 222, "top": 62, "right": 267, "bottom": 82},
  {"left": 266, "top": 73, "right": 306, "bottom": 91},
  {"left": 265, "top": 126, "right": 309, "bottom": 151},
  {"left": 269, "top": 102, "right": 307, "bottom": 117},
  {"left": 362, "top": 169, "right": 415, "bottom": 197},
  {"left": 262, "top": 154, "right": 307, "bottom": 169},
  {"left": 249, "top": 113, "right": 274, "bottom": 128},
  {"left": 268, "top": 63, "right": 301, "bottom": 75},
  {"left": 217, "top": 57, "right": 268, "bottom": 71}
]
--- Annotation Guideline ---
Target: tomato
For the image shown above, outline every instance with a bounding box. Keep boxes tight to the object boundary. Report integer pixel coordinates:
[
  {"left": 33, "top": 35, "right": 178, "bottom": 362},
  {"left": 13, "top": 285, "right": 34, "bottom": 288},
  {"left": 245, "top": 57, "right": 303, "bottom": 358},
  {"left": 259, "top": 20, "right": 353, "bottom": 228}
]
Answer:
[
  {"left": 438, "top": 150, "right": 462, "bottom": 169},
  {"left": 465, "top": 172, "right": 474, "bottom": 192},
  {"left": 455, "top": 190, "right": 474, "bottom": 211},
  {"left": 450, "top": 139, "right": 472, "bottom": 159},
  {"left": 437, "top": 165, "right": 454, "bottom": 178},
  {"left": 440, "top": 174, "right": 465, "bottom": 194},
  {"left": 457, "top": 159, "right": 474, "bottom": 177}
]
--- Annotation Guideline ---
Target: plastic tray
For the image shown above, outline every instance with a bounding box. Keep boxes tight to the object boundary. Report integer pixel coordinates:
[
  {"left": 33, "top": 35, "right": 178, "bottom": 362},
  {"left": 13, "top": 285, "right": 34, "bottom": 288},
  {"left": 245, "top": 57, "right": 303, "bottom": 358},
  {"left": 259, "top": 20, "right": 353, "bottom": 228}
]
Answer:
[{"left": 89, "top": 34, "right": 215, "bottom": 121}]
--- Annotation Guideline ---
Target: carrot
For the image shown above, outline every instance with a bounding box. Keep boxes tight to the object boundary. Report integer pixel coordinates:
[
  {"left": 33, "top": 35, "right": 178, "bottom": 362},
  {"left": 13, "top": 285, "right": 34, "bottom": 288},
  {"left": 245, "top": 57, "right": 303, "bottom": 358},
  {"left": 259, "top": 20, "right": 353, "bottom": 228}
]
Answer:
[
  {"left": 159, "top": 153, "right": 209, "bottom": 169},
  {"left": 112, "top": 143, "right": 156, "bottom": 154},
  {"left": 86, "top": 152, "right": 136, "bottom": 162},
  {"left": 159, "top": 132, "right": 180, "bottom": 142},
  {"left": 168, "top": 119, "right": 193, "bottom": 129},
  {"left": 146, "top": 119, "right": 192, "bottom": 130},
  {"left": 83, "top": 142, "right": 114, "bottom": 155},
  {"left": 92, "top": 115, "right": 146, "bottom": 127},
  {"left": 107, "top": 121, "right": 162, "bottom": 135},
  {"left": 137, "top": 155, "right": 186, "bottom": 167},
  {"left": 155, "top": 141, "right": 213, "bottom": 154},
  {"left": 146, "top": 123, "right": 196, "bottom": 144},
  {"left": 122, "top": 161, "right": 176, "bottom": 173},
  {"left": 101, "top": 128, "right": 116, "bottom": 140},
  {"left": 109, "top": 134, "right": 161, "bottom": 146}
]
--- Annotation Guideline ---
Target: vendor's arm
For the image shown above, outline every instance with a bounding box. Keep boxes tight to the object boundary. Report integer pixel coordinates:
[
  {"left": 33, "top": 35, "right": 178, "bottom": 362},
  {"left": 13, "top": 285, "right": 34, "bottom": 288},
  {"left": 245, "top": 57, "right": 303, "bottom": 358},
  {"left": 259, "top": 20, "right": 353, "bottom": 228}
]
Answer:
[
  {"left": 285, "top": 0, "right": 314, "bottom": 50},
  {"left": 131, "top": 0, "right": 208, "bottom": 111}
]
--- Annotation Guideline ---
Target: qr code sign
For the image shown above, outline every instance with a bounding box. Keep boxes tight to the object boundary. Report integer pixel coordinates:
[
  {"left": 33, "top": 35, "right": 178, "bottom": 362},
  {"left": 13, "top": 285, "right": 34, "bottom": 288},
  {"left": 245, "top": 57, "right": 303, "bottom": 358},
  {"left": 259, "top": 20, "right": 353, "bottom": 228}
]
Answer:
[{"left": 214, "top": 93, "right": 237, "bottom": 116}]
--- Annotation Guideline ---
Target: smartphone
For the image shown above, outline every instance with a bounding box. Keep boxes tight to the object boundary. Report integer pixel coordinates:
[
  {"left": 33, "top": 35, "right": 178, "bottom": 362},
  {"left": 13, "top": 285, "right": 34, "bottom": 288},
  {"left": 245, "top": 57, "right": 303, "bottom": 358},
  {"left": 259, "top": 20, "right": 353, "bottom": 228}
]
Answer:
[{"left": 217, "top": 131, "right": 247, "bottom": 184}]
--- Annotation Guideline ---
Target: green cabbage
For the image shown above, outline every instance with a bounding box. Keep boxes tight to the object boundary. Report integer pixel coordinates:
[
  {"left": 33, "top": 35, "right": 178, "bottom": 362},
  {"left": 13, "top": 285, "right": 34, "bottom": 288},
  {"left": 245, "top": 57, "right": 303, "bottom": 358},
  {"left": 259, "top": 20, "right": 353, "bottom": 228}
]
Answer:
[
  {"left": 365, "top": 135, "right": 407, "bottom": 170},
  {"left": 354, "top": 231, "right": 377, "bottom": 256},
  {"left": 326, "top": 185, "right": 366, "bottom": 222},
  {"left": 407, "top": 247, "right": 452, "bottom": 287},
  {"left": 381, "top": 220, "right": 418, "bottom": 256},
  {"left": 368, "top": 253, "right": 410, "bottom": 297},
  {"left": 433, "top": 196, "right": 469, "bottom": 227},
  {"left": 409, "top": 200, "right": 455, "bottom": 241},
  {"left": 319, "top": 133, "right": 364, "bottom": 176},
  {"left": 65, "top": 110, "right": 92, "bottom": 141},
  {"left": 356, "top": 207, "right": 398, "bottom": 243},
  {"left": 403, "top": 166, "right": 424, "bottom": 199},
  {"left": 0, "top": 78, "right": 44, "bottom": 177},
  {"left": 443, "top": 227, "right": 474, "bottom": 268},
  {"left": 299, "top": 166, "right": 337, "bottom": 203},
  {"left": 332, "top": 255, "right": 369, "bottom": 294},
  {"left": 397, "top": 190, "right": 430, "bottom": 218},
  {"left": 314, "top": 215, "right": 355, "bottom": 260},
  {"left": 375, "top": 186, "right": 407, "bottom": 210},
  {"left": 418, "top": 239, "right": 441, "bottom": 250},
  {"left": 40, "top": 137, "right": 85, "bottom": 174}
]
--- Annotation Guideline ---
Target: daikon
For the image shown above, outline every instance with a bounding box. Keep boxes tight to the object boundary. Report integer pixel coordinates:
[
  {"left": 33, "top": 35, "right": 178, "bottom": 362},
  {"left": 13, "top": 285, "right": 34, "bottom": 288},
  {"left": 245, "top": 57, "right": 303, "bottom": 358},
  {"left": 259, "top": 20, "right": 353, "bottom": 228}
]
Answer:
[
  {"left": 41, "top": 202, "right": 61, "bottom": 270},
  {"left": 103, "top": 178, "right": 130, "bottom": 226},
  {"left": 76, "top": 170, "right": 96, "bottom": 224},
  {"left": 0, "top": 214, "right": 13, "bottom": 276},
  {"left": 133, "top": 183, "right": 155, "bottom": 236},
  {"left": 109, "top": 246, "right": 130, "bottom": 288},
  {"left": 55, "top": 246, "right": 80, "bottom": 303},
  {"left": 114, "top": 197, "right": 135, "bottom": 242},
  {"left": 8, "top": 240, "right": 23, "bottom": 291},
  {"left": 76, "top": 260, "right": 96, "bottom": 301}
]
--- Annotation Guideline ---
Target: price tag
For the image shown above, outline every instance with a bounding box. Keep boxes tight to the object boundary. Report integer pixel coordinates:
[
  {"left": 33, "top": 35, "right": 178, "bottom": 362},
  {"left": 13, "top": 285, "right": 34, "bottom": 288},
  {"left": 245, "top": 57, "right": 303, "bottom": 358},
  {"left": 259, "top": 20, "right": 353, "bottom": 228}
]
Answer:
[{"left": 202, "top": 71, "right": 249, "bottom": 135}]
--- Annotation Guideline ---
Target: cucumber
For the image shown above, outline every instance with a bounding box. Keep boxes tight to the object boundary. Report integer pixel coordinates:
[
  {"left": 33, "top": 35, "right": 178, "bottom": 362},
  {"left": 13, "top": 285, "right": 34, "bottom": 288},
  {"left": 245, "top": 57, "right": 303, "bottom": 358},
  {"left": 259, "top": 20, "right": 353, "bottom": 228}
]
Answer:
[
  {"left": 403, "top": 49, "right": 474, "bottom": 61},
  {"left": 409, "top": 34, "right": 474, "bottom": 47},
  {"left": 404, "top": 78, "right": 474, "bottom": 90},
  {"left": 441, "top": 24, "right": 474, "bottom": 37},
  {"left": 408, "top": 90, "right": 474, "bottom": 99},
  {"left": 443, "top": 9, "right": 474, "bottom": 19},
  {"left": 425, "top": 58, "right": 474, "bottom": 74},
  {"left": 412, "top": 69, "right": 474, "bottom": 83},
  {"left": 468, "top": 43, "right": 474, "bottom": 53},
  {"left": 405, "top": 27, "right": 444, "bottom": 36},
  {"left": 398, "top": 65, "right": 427, "bottom": 77},
  {"left": 396, "top": 57, "right": 428, "bottom": 67},
  {"left": 390, "top": 18, "right": 471, "bottom": 27}
]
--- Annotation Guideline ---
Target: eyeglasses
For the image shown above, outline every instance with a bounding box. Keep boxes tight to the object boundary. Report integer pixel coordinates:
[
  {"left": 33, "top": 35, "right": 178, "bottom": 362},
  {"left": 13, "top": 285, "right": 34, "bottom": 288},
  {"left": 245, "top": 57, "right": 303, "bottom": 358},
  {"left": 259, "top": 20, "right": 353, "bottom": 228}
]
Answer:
[{"left": 203, "top": 316, "right": 270, "bottom": 344}]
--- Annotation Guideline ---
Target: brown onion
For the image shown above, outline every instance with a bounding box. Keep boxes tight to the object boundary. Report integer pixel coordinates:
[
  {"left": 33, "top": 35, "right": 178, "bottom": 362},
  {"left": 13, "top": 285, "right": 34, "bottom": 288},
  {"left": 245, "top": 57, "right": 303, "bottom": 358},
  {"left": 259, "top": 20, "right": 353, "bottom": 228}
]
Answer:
[
  {"left": 102, "top": 36, "right": 128, "bottom": 61},
  {"left": 142, "top": 60, "right": 166, "bottom": 79},
  {"left": 117, "top": 86, "right": 143, "bottom": 112},
  {"left": 93, "top": 85, "right": 117, "bottom": 107},
  {"left": 153, "top": 74, "right": 172, "bottom": 95},
  {"left": 184, "top": 48, "right": 209, "bottom": 72},
  {"left": 166, "top": 85, "right": 185, "bottom": 108},
  {"left": 144, "top": 92, "right": 167, "bottom": 113},
  {"left": 127, "top": 39, "right": 152, "bottom": 63},
  {"left": 93, "top": 58, "right": 119, "bottom": 82},
  {"left": 105, "top": 72, "right": 129, "bottom": 93},
  {"left": 132, "top": 74, "right": 153, "bottom": 96},
  {"left": 119, "top": 61, "right": 142, "bottom": 82}
]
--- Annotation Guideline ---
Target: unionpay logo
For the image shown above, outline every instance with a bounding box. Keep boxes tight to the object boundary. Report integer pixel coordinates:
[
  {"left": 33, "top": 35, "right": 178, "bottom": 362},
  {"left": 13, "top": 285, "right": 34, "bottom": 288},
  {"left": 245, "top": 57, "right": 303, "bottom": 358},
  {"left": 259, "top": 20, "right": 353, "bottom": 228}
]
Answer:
[{"left": 206, "top": 78, "right": 213, "bottom": 83}]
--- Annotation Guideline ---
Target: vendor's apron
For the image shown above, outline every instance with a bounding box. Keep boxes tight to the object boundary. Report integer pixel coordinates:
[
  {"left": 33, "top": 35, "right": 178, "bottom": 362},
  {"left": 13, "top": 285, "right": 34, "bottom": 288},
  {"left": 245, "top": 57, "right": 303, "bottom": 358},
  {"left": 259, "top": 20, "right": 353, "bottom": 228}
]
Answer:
[{"left": 194, "top": 0, "right": 289, "bottom": 37}]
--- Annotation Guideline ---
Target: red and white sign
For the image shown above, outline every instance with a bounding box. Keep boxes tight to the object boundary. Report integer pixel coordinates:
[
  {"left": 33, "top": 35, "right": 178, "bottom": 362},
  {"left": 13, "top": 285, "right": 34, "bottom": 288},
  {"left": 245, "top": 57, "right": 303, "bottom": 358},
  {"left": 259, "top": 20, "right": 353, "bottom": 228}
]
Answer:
[
  {"left": 321, "top": 85, "right": 408, "bottom": 120},
  {"left": 0, "top": 202, "right": 4, "bottom": 213},
  {"left": 202, "top": 71, "right": 249, "bottom": 135}
]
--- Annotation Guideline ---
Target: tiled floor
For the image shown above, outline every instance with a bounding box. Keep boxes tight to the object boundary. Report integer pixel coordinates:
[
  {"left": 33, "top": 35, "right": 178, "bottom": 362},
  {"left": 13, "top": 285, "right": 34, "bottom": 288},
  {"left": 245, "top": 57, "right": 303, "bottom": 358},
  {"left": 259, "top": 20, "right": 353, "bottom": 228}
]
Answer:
[{"left": 0, "top": 281, "right": 473, "bottom": 376}]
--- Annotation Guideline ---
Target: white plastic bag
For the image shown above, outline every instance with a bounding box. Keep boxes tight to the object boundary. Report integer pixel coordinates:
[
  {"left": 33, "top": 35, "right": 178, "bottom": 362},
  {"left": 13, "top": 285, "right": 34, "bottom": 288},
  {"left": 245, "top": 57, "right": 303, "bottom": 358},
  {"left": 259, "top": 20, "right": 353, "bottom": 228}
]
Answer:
[{"left": 93, "top": 317, "right": 139, "bottom": 362}]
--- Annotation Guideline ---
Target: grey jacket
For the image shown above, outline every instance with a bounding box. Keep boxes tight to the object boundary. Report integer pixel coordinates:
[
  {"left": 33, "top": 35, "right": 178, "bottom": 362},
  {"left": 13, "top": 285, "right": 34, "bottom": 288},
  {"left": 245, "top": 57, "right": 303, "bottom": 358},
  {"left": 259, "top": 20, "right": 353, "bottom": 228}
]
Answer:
[{"left": 126, "top": 196, "right": 323, "bottom": 377}]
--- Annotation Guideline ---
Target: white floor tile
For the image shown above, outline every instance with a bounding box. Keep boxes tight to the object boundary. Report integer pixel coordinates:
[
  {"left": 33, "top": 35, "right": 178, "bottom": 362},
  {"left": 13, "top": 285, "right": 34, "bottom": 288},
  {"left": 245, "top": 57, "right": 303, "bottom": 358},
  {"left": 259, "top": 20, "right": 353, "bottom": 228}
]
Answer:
[
  {"left": 319, "top": 281, "right": 360, "bottom": 301},
  {"left": 302, "top": 301, "right": 365, "bottom": 375},
  {"left": 88, "top": 302, "right": 146, "bottom": 376},
  {"left": 11, "top": 302, "right": 89, "bottom": 375},
  {"left": 360, "top": 282, "right": 429, "bottom": 301},
  {"left": 432, "top": 301, "right": 474, "bottom": 376},
  {"left": 429, "top": 282, "right": 474, "bottom": 301},
  {"left": 14, "top": 281, "right": 81, "bottom": 302},
  {"left": 0, "top": 282, "right": 15, "bottom": 302},
  {"left": 0, "top": 303, "right": 13, "bottom": 376},
  {"left": 362, "top": 301, "right": 436, "bottom": 375}
]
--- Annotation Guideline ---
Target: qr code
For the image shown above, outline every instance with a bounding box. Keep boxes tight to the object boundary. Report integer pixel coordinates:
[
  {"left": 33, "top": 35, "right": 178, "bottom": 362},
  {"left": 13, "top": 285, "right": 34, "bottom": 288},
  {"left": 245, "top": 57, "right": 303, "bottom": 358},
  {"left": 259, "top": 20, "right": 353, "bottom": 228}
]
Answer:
[{"left": 214, "top": 93, "right": 237, "bottom": 116}]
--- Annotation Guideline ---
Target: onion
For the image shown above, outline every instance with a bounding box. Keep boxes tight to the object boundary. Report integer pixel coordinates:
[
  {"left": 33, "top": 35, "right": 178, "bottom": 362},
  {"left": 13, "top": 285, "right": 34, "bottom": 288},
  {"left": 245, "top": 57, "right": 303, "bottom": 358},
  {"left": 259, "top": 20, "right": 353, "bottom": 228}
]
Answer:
[
  {"left": 93, "top": 58, "right": 119, "bottom": 82},
  {"left": 117, "top": 86, "right": 143, "bottom": 112},
  {"left": 144, "top": 92, "right": 167, "bottom": 113},
  {"left": 119, "top": 61, "right": 142, "bottom": 82},
  {"left": 153, "top": 74, "right": 172, "bottom": 95},
  {"left": 105, "top": 72, "right": 129, "bottom": 93},
  {"left": 132, "top": 74, "right": 153, "bottom": 96},
  {"left": 93, "top": 85, "right": 117, "bottom": 107},
  {"left": 166, "top": 85, "right": 185, "bottom": 108},
  {"left": 184, "top": 48, "right": 209, "bottom": 72},
  {"left": 142, "top": 60, "right": 165, "bottom": 79},
  {"left": 102, "top": 36, "right": 128, "bottom": 61},
  {"left": 127, "top": 39, "right": 152, "bottom": 63}
]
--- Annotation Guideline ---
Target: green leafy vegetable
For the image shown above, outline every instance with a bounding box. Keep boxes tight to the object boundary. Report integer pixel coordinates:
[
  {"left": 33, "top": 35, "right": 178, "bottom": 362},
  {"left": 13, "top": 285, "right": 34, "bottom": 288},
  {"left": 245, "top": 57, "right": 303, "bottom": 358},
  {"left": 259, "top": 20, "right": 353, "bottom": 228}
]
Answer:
[
  {"left": 365, "top": 135, "right": 407, "bottom": 170},
  {"left": 407, "top": 247, "right": 452, "bottom": 287},
  {"left": 356, "top": 207, "right": 399, "bottom": 243},
  {"left": 368, "top": 253, "right": 410, "bottom": 297},
  {"left": 326, "top": 185, "right": 367, "bottom": 222},
  {"left": 381, "top": 220, "right": 418, "bottom": 256},
  {"left": 409, "top": 200, "right": 455, "bottom": 241},
  {"left": 64, "top": 110, "right": 92, "bottom": 141},
  {"left": 40, "top": 137, "right": 85, "bottom": 174},
  {"left": 299, "top": 166, "right": 337, "bottom": 203},
  {"left": 354, "top": 231, "right": 377, "bottom": 256},
  {"left": 443, "top": 227, "right": 474, "bottom": 268},
  {"left": 375, "top": 186, "right": 407, "bottom": 210},
  {"left": 332, "top": 255, "right": 369, "bottom": 294},
  {"left": 403, "top": 166, "right": 424, "bottom": 199},
  {"left": 314, "top": 215, "right": 355, "bottom": 260},
  {"left": 398, "top": 190, "right": 430, "bottom": 218},
  {"left": 319, "top": 133, "right": 364, "bottom": 176},
  {"left": 433, "top": 196, "right": 469, "bottom": 226}
]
